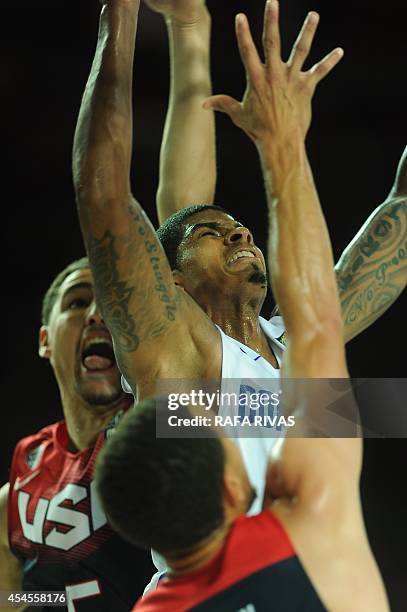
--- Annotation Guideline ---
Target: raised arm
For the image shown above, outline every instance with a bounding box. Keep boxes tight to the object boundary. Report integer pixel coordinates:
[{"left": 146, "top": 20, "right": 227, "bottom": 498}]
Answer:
[
  {"left": 144, "top": 0, "right": 216, "bottom": 223},
  {"left": 205, "top": 4, "right": 346, "bottom": 379},
  {"left": 337, "top": 146, "right": 407, "bottom": 342},
  {"left": 205, "top": 0, "right": 361, "bottom": 484},
  {"left": 204, "top": 10, "right": 388, "bottom": 607},
  {"left": 72, "top": 0, "right": 184, "bottom": 391}
]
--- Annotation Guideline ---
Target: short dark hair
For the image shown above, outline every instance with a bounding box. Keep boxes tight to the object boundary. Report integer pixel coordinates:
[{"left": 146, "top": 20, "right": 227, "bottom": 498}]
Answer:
[
  {"left": 157, "top": 204, "right": 231, "bottom": 269},
  {"left": 41, "top": 257, "right": 89, "bottom": 325},
  {"left": 95, "top": 398, "right": 225, "bottom": 555}
]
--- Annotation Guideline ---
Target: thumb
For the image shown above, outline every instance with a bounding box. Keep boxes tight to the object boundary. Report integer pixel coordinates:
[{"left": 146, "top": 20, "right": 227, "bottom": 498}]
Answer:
[{"left": 203, "top": 95, "right": 241, "bottom": 118}]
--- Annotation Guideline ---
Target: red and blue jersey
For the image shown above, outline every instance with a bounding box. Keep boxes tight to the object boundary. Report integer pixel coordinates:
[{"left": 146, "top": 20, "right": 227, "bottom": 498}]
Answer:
[
  {"left": 8, "top": 421, "right": 153, "bottom": 611},
  {"left": 135, "top": 511, "right": 325, "bottom": 611}
]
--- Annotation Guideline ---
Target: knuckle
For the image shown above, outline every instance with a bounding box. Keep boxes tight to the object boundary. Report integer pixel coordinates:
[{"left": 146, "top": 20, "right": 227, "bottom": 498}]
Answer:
[
  {"left": 263, "top": 34, "right": 274, "bottom": 49},
  {"left": 240, "top": 42, "right": 251, "bottom": 57},
  {"left": 294, "top": 41, "right": 309, "bottom": 55}
]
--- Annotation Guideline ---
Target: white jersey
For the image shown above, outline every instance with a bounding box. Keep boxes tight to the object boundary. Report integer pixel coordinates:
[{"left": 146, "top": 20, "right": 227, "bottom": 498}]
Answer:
[
  {"left": 126, "top": 315, "right": 286, "bottom": 594},
  {"left": 217, "top": 315, "right": 285, "bottom": 514}
]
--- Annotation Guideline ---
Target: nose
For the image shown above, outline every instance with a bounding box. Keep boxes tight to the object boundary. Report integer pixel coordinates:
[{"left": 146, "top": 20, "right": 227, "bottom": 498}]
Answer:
[
  {"left": 86, "top": 301, "right": 105, "bottom": 326},
  {"left": 225, "top": 226, "right": 253, "bottom": 245}
]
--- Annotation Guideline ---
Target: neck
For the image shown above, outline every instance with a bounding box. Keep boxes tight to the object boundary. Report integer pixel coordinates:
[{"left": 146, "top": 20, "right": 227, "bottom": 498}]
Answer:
[
  {"left": 197, "top": 286, "right": 265, "bottom": 339},
  {"left": 60, "top": 393, "right": 128, "bottom": 451},
  {"left": 166, "top": 523, "right": 231, "bottom": 577},
  {"left": 204, "top": 297, "right": 269, "bottom": 354}
]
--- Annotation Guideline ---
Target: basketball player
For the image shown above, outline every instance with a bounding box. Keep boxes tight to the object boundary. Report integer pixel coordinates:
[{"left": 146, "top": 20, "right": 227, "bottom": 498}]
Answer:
[
  {"left": 0, "top": 0, "right": 217, "bottom": 608},
  {"left": 73, "top": 0, "right": 406, "bottom": 509},
  {"left": 0, "top": 259, "right": 151, "bottom": 611},
  {"left": 94, "top": 8, "right": 390, "bottom": 610}
]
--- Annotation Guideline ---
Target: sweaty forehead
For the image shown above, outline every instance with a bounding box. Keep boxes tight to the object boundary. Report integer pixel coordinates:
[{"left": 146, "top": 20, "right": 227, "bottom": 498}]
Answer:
[
  {"left": 187, "top": 210, "right": 237, "bottom": 225},
  {"left": 184, "top": 210, "right": 240, "bottom": 235}
]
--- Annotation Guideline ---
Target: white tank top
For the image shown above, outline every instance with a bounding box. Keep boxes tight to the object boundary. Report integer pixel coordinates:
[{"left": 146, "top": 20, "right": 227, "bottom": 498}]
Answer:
[
  {"left": 140, "top": 315, "right": 286, "bottom": 592},
  {"left": 216, "top": 315, "right": 285, "bottom": 515}
]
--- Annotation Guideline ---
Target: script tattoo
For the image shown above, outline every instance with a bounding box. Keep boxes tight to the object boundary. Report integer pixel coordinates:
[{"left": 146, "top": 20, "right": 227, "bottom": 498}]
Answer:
[
  {"left": 86, "top": 199, "right": 178, "bottom": 358},
  {"left": 337, "top": 199, "right": 407, "bottom": 336},
  {"left": 87, "top": 230, "right": 140, "bottom": 353}
]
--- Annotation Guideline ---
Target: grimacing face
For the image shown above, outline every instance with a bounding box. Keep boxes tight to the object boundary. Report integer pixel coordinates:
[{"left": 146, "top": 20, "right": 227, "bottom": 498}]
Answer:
[
  {"left": 176, "top": 210, "right": 267, "bottom": 302},
  {"left": 39, "top": 267, "right": 130, "bottom": 411}
]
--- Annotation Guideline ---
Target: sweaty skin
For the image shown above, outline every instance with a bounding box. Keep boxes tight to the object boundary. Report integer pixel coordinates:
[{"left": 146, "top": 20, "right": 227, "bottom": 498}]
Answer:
[
  {"left": 0, "top": 267, "right": 135, "bottom": 607},
  {"left": 74, "top": 0, "right": 405, "bottom": 403},
  {"left": 136, "top": 4, "right": 389, "bottom": 610},
  {"left": 1, "top": 0, "right": 217, "bottom": 601}
]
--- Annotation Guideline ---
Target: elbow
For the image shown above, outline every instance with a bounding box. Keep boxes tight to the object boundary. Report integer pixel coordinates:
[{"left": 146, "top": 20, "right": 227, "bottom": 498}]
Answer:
[{"left": 286, "top": 316, "right": 347, "bottom": 378}]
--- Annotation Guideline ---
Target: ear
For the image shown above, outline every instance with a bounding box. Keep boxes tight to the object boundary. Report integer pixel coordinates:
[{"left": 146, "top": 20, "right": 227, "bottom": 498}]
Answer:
[
  {"left": 223, "top": 465, "right": 245, "bottom": 513},
  {"left": 38, "top": 326, "right": 51, "bottom": 359},
  {"left": 172, "top": 269, "right": 186, "bottom": 289}
]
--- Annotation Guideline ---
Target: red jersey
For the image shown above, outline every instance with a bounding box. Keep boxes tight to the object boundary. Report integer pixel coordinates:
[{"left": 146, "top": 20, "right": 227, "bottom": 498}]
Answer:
[
  {"left": 8, "top": 420, "right": 153, "bottom": 611},
  {"left": 135, "top": 511, "right": 325, "bottom": 611}
]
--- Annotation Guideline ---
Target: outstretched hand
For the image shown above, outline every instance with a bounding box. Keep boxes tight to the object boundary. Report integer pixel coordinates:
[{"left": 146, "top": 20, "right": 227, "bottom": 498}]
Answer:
[
  {"left": 143, "top": 0, "right": 206, "bottom": 25},
  {"left": 204, "top": 0, "right": 343, "bottom": 144}
]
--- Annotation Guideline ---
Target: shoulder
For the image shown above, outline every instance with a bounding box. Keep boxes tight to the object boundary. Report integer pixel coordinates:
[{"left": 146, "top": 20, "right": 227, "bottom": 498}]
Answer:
[
  {"left": 14, "top": 422, "right": 59, "bottom": 451},
  {"left": 228, "top": 511, "right": 295, "bottom": 564},
  {"left": 11, "top": 422, "right": 61, "bottom": 475},
  {"left": 260, "top": 315, "right": 286, "bottom": 347}
]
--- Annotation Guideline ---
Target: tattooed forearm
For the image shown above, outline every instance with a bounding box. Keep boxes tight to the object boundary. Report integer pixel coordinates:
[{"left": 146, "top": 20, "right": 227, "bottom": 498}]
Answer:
[
  {"left": 88, "top": 230, "right": 140, "bottom": 353},
  {"left": 127, "top": 205, "right": 177, "bottom": 321},
  {"left": 341, "top": 256, "right": 405, "bottom": 327},
  {"left": 86, "top": 199, "right": 178, "bottom": 357},
  {"left": 337, "top": 198, "right": 407, "bottom": 340}
]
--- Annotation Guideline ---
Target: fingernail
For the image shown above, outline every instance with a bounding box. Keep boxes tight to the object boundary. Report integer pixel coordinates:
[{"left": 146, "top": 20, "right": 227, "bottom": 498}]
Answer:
[{"left": 308, "top": 11, "right": 319, "bottom": 23}]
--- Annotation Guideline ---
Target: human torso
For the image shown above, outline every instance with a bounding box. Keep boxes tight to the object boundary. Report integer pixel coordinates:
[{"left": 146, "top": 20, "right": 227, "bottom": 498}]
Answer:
[
  {"left": 217, "top": 315, "right": 285, "bottom": 514},
  {"left": 144, "top": 316, "right": 287, "bottom": 591},
  {"left": 8, "top": 421, "right": 152, "bottom": 611}
]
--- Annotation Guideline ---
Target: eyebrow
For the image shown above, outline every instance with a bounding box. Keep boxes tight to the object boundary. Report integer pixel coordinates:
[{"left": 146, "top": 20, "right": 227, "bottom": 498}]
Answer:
[
  {"left": 186, "top": 221, "right": 243, "bottom": 237},
  {"left": 61, "top": 282, "right": 93, "bottom": 300}
]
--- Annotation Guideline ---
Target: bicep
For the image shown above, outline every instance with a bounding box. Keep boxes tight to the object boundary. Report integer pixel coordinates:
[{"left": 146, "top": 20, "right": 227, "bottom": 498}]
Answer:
[{"left": 336, "top": 197, "right": 407, "bottom": 343}]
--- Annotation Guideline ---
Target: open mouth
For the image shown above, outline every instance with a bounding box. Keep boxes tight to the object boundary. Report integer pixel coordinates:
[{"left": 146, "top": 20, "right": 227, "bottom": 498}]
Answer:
[
  {"left": 81, "top": 338, "right": 116, "bottom": 372},
  {"left": 227, "top": 250, "right": 257, "bottom": 265}
]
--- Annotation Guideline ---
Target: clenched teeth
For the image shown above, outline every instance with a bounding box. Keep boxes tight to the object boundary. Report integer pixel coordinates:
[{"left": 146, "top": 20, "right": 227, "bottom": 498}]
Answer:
[{"left": 228, "top": 250, "right": 255, "bottom": 264}]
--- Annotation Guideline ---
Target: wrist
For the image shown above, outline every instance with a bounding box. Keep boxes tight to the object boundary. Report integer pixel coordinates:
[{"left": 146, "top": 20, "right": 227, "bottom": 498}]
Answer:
[
  {"left": 257, "top": 134, "right": 307, "bottom": 193},
  {"left": 166, "top": 5, "right": 210, "bottom": 32},
  {"left": 256, "top": 129, "right": 304, "bottom": 162}
]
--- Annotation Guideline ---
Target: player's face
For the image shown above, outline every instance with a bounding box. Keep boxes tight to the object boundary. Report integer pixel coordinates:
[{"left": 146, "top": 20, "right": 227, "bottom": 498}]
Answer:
[
  {"left": 39, "top": 268, "right": 130, "bottom": 411},
  {"left": 177, "top": 210, "right": 267, "bottom": 302}
]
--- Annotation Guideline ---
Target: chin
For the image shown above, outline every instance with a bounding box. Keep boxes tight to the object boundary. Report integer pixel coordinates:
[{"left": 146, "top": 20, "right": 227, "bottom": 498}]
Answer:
[
  {"left": 76, "top": 380, "right": 127, "bottom": 409},
  {"left": 248, "top": 270, "right": 267, "bottom": 286}
]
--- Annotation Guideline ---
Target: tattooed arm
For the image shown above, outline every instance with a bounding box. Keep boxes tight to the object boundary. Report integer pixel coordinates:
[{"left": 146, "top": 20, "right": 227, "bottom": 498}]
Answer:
[
  {"left": 336, "top": 146, "right": 407, "bottom": 343},
  {"left": 72, "top": 0, "right": 201, "bottom": 392},
  {"left": 143, "top": 0, "right": 216, "bottom": 223}
]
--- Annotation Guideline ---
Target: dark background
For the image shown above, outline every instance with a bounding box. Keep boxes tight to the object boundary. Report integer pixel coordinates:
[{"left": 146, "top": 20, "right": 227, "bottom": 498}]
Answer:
[{"left": 2, "top": 0, "right": 406, "bottom": 608}]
